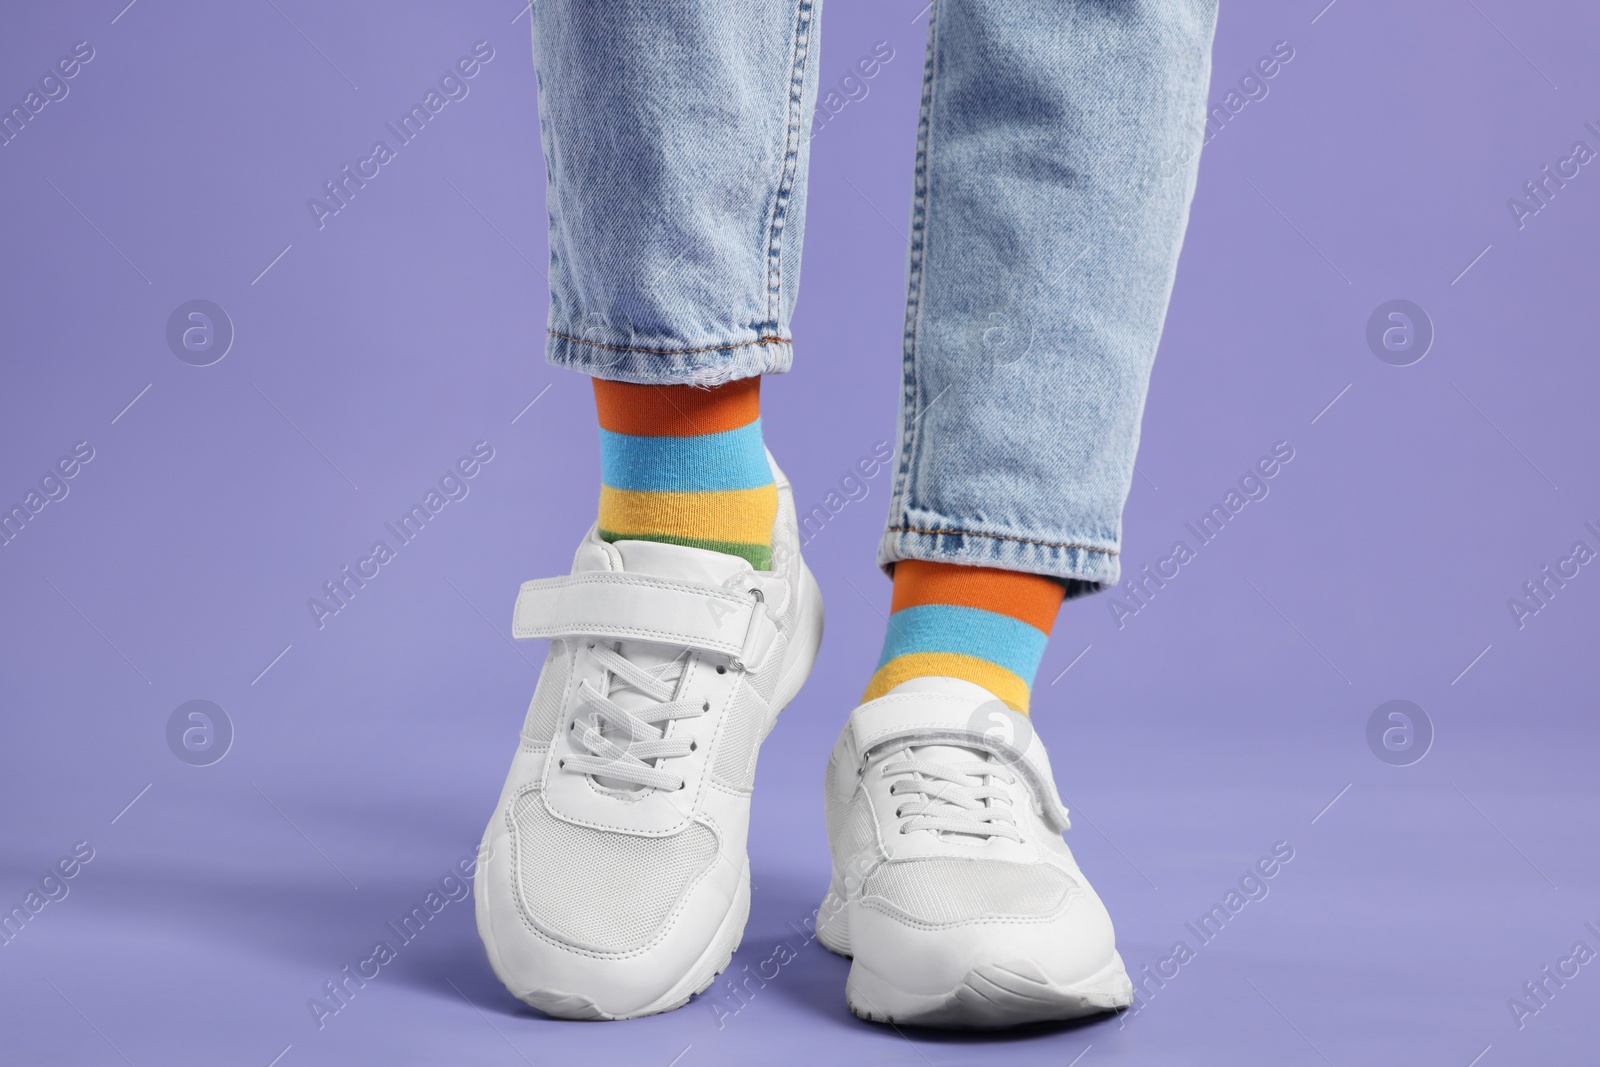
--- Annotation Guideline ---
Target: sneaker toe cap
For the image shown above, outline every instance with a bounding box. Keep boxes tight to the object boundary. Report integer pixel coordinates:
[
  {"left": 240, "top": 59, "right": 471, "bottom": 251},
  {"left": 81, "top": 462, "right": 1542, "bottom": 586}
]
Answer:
[
  {"left": 851, "top": 858, "right": 1118, "bottom": 991},
  {"left": 475, "top": 794, "right": 739, "bottom": 1018}
]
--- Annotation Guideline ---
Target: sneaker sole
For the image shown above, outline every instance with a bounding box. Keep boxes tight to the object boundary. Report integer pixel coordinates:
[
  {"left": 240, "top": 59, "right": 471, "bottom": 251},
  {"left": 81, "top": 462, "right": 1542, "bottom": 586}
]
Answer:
[
  {"left": 475, "top": 561, "right": 825, "bottom": 1021},
  {"left": 844, "top": 952, "right": 1133, "bottom": 1029}
]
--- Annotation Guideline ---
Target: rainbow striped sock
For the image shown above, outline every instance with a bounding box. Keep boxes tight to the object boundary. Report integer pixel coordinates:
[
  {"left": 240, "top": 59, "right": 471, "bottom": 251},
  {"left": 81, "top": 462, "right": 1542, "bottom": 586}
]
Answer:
[
  {"left": 863, "top": 561, "right": 1065, "bottom": 713},
  {"left": 593, "top": 377, "right": 777, "bottom": 569}
]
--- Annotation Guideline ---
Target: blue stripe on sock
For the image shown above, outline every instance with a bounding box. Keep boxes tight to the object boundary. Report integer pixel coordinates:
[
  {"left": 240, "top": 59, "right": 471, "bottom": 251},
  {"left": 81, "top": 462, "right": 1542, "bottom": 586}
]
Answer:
[
  {"left": 877, "top": 603, "right": 1050, "bottom": 686},
  {"left": 598, "top": 421, "right": 773, "bottom": 493}
]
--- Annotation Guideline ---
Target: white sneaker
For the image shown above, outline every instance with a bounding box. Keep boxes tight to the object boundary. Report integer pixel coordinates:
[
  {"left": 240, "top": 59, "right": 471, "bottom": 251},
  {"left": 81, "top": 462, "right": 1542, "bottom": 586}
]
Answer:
[
  {"left": 818, "top": 676, "right": 1133, "bottom": 1028},
  {"left": 475, "top": 456, "right": 823, "bottom": 1020}
]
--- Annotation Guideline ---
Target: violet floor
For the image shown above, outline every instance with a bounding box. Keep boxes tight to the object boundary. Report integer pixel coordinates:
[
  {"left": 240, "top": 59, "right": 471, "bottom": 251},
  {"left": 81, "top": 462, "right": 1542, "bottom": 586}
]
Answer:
[{"left": 2, "top": 2, "right": 1597, "bottom": 1064}]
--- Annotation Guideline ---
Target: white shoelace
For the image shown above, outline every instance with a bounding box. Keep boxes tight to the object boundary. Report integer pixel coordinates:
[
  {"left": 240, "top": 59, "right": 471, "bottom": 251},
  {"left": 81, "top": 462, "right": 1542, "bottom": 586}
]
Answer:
[
  {"left": 881, "top": 744, "right": 1023, "bottom": 842},
  {"left": 560, "top": 642, "right": 710, "bottom": 792}
]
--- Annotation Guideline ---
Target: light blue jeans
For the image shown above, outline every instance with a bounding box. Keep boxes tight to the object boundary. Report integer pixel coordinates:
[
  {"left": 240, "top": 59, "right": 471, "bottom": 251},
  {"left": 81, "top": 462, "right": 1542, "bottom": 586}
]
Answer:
[{"left": 531, "top": 0, "right": 1218, "bottom": 596}]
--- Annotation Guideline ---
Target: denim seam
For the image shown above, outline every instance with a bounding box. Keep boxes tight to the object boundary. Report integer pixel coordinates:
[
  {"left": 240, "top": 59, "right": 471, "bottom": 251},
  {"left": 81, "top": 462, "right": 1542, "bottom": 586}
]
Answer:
[
  {"left": 546, "top": 329, "right": 787, "bottom": 358},
  {"left": 890, "top": 0, "right": 940, "bottom": 535},
  {"left": 886, "top": 525, "right": 1119, "bottom": 557},
  {"left": 765, "top": 0, "right": 817, "bottom": 329}
]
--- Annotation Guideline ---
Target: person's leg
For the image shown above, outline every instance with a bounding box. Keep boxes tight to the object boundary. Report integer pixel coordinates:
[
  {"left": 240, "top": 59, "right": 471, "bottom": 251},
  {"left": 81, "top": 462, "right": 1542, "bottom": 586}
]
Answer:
[
  {"left": 533, "top": 1, "right": 817, "bottom": 384},
  {"left": 477, "top": 0, "right": 826, "bottom": 1022},
  {"left": 531, "top": 0, "right": 823, "bottom": 567},
  {"left": 870, "top": 0, "right": 1218, "bottom": 710},
  {"left": 824, "top": 0, "right": 1218, "bottom": 1028},
  {"left": 593, "top": 377, "right": 777, "bottom": 568},
  {"left": 863, "top": 560, "right": 1063, "bottom": 711}
]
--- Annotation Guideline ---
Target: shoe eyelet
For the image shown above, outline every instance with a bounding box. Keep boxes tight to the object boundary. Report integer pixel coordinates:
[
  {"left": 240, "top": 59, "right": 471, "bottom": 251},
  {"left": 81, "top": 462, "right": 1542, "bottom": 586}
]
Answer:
[
  {"left": 557, "top": 758, "right": 566, "bottom": 769},
  {"left": 716, "top": 666, "right": 726, "bottom": 675},
  {"left": 677, "top": 782, "right": 686, "bottom": 791},
  {"left": 689, "top": 741, "right": 698, "bottom": 752},
  {"left": 702, "top": 701, "right": 710, "bottom": 712}
]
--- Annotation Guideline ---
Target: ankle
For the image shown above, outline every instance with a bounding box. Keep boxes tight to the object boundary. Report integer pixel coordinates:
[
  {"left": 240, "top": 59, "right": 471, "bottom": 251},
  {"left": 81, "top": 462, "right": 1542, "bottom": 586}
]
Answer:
[
  {"left": 863, "top": 560, "right": 1064, "bottom": 713},
  {"left": 593, "top": 377, "right": 777, "bottom": 568}
]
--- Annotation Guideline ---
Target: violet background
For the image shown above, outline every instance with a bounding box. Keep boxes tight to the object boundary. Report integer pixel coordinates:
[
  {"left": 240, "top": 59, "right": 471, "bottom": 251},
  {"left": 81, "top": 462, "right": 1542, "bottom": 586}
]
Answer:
[{"left": 3, "top": 1, "right": 1598, "bottom": 1064}]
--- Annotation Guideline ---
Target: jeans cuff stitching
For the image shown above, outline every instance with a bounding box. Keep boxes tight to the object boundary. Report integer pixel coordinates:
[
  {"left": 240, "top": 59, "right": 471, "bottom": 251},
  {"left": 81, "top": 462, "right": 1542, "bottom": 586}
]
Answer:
[
  {"left": 547, "top": 330, "right": 788, "bottom": 358},
  {"left": 886, "top": 524, "right": 1118, "bottom": 557}
]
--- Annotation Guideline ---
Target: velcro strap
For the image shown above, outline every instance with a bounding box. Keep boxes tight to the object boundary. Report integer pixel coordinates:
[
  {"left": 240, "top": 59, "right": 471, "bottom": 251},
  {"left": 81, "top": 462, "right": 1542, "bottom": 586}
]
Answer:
[{"left": 512, "top": 572, "right": 767, "bottom": 663}]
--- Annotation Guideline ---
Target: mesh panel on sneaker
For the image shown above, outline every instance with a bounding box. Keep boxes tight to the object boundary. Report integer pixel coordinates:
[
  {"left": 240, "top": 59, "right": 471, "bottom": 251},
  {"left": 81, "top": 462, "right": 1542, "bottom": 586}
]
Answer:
[
  {"left": 749, "top": 628, "right": 788, "bottom": 703},
  {"left": 521, "top": 641, "right": 572, "bottom": 743},
  {"left": 862, "top": 858, "right": 1075, "bottom": 926},
  {"left": 508, "top": 790, "right": 716, "bottom": 953},
  {"left": 824, "top": 764, "right": 849, "bottom": 840},
  {"left": 711, "top": 686, "right": 765, "bottom": 790},
  {"left": 510, "top": 790, "right": 718, "bottom": 953},
  {"left": 833, "top": 794, "right": 879, "bottom": 870}
]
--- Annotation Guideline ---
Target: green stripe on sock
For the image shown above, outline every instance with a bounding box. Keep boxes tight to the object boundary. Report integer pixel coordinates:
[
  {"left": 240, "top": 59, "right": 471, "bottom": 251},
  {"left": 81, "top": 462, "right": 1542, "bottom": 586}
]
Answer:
[{"left": 598, "top": 529, "right": 772, "bottom": 570}]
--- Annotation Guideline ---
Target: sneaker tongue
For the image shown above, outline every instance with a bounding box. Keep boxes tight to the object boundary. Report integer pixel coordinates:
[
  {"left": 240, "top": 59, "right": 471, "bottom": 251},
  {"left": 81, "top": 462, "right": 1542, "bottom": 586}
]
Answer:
[
  {"left": 886, "top": 675, "right": 1001, "bottom": 703},
  {"left": 571, "top": 533, "right": 754, "bottom": 584},
  {"left": 611, "top": 538, "right": 753, "bottom": 585},
  {"left": 908, "top": 743, "right": 985, "bottom": 764}
]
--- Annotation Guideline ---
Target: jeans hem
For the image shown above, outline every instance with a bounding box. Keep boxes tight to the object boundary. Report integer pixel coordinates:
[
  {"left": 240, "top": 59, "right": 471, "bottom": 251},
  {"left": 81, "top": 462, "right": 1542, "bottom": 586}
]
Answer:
[
  {"left": 546, "top": 330, "right": 792, "bottom": 386},
  {"left": 877, "top": 523, "right": 1118, "bottom": 602}
]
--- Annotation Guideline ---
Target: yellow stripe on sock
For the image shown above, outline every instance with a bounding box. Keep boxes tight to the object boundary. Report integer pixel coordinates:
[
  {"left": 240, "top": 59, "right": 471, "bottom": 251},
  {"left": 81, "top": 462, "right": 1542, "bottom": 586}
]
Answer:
[
  {"left": 598, "top": 485, "right": 778, "bottom": 549},
  {"left": 863, "top": 652, "right": 1034, "bottom": 713}
]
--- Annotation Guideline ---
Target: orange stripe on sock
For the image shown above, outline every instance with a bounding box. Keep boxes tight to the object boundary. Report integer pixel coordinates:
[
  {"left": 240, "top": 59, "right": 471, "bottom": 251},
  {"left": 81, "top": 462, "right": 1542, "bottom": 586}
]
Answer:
[
  {"left": 593, "top": 377, "right": 761, "bottom": 438},
  {"left": 889, "top": 560, "right": 1065, "bottom": 635}
]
